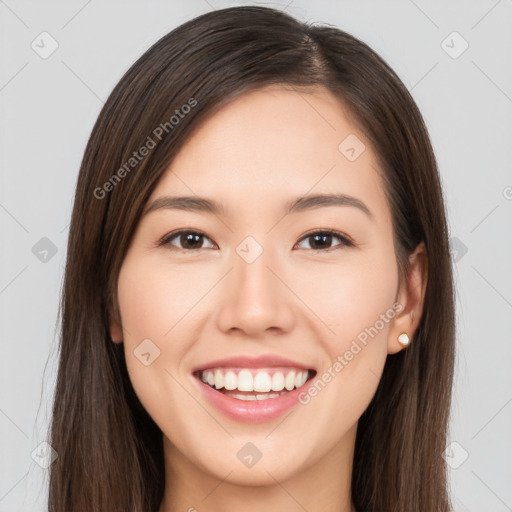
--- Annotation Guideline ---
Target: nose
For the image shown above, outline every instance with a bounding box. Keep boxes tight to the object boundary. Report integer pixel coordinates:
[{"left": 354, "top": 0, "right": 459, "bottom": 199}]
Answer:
[{"left": 215, "top": 247, "right": 296, "bottom": 338}]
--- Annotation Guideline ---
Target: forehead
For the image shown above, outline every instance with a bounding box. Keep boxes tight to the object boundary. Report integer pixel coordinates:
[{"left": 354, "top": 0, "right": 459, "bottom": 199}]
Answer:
[{"left": 149, "top": 85, "right": 389, "bottom": 221}]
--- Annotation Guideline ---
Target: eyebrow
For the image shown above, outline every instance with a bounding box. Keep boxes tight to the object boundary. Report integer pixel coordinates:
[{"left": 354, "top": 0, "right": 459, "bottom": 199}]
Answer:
[{"left": 143, "top": 193, "right": 373, "bottom": 219}]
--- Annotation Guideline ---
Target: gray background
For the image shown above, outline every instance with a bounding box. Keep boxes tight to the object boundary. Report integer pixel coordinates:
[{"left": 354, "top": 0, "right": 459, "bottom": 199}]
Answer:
[{"left": 1, "top": 1, "right": 511, "bottom": 510}]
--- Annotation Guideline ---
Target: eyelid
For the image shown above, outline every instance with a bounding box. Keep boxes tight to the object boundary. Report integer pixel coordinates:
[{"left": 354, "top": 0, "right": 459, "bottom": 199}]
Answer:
[
  {"left": 157, "top": 229, "right": 217, "bottom": 249},
  {"left": 157, "top": 228, "right": 355, "bottom": 251},
  {"left": 294, "top": 228, "right": 354, "bottom": 250}
]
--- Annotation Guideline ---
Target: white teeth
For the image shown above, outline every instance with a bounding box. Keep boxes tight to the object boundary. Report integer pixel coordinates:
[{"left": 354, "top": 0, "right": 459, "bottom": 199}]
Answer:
[
  {"left": 253, "top": 371, "right": 272, "bottom": 392},
  {"left": 284, "top": 371, "right": 296, "bottom": 391},
  {"left": 214, "top": 369, "right": 223, "bottom": 389},
  {"left": 256, "top": 392, "right": 281, "bottom": 400},
  {"left": 224, "top": 391, "right": 284, "bottom": 401},
  {"left": 271, "top": 372, "right": 285, "bottom": 391},
  {"left": 199, "top": 368, "right": 310, "bottom": 393},
  {"left": 237, "top": 369, "right": 253, "bottom": 391},
  {"left": 228, "top": 392, "right": 257, "bottom": 401},
  {"left": 224, "top": 371, "right": 237, "bottom": 391},
  {"left": 295, "top": 371, "right": 307, "bottom": 388}
]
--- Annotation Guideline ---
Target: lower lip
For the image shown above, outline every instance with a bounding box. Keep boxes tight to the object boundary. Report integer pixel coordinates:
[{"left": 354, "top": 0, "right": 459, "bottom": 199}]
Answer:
[{"left": 194, "top": 374, "right": 314, "bottom": 423}]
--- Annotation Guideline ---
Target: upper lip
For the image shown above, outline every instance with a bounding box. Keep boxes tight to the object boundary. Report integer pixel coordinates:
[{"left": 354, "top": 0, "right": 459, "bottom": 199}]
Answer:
[{"left": 192, "top": 355, "right": 315, "bottom": 373}]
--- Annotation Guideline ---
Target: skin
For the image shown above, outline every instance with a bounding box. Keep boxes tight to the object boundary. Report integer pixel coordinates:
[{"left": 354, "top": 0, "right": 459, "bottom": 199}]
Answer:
[{"left": 110, "top": 84, "right": 427, "bottom": 512}]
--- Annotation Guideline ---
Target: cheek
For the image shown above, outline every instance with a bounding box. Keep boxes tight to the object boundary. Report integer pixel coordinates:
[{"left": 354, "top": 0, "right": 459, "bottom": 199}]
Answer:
[
  {"left": 294, "top": 245, "right": 398, "bottom": 409},
  {"left": 117, "top": 257, "right": 205, "bottom": 342},
  {"left": 293, "top": 247, "right": 398, "bottom": 350},
  {"left": 115, "top": 259, "right": 189, "bottom": 418},
  {"left": 294, "top": 253, "right": 398, "bottom": 436}
]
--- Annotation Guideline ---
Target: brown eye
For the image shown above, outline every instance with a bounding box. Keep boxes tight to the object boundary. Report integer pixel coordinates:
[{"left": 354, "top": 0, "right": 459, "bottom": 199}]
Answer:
[
  {"left": 159, "top": 230, "right": 216, "bottom": 250},
  {"left": 296, "top": 230, "right": 353, "bottom": 251},
  {"left": 158, "top": 228, "right": 353, "bottom": 252}
]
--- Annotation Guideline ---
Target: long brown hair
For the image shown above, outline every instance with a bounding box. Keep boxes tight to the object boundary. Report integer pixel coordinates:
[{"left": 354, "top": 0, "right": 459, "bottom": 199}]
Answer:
[{"left": 48, "top": 6, "right": 455, "bottom": 511}]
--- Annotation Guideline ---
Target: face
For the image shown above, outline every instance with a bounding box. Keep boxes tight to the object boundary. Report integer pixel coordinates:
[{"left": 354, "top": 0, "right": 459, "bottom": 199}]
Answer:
[{"left": 111, "top": 84, "right": 424, "bottom": 490}]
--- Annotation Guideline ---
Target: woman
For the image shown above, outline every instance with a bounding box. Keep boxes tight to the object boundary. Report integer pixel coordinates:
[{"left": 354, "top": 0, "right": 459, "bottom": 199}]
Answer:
[{"left": 49, "top": 6, "right": 455, "bottom": 511}]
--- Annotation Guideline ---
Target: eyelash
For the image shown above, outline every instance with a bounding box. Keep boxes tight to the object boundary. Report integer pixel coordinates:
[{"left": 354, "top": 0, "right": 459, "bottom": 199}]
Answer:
[{"left": 157, "top": 228, "right": 355, "bottom": 252}]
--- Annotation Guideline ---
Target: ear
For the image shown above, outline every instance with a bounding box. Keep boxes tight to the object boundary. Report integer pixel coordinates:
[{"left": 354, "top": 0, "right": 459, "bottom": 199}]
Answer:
[
  {"left": 387, "top": 241, "right": 428, "bottom": 354},
  {"left": 109, "top": 302, "right": 123, "bottom": 344}
]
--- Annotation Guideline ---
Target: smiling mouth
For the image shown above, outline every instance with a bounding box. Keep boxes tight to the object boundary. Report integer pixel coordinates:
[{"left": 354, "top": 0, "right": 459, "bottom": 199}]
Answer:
[{"left": 194, "top": 367, "right": 317, "bottom": 401}]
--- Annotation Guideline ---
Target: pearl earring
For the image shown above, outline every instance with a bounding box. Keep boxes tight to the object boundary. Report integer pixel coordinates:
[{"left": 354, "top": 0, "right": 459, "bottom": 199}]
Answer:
[{"left": 397, "top": 333, "right": 410, "bottom": 347}]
